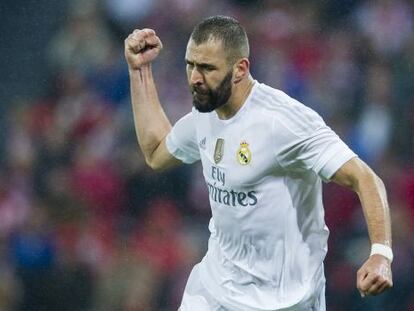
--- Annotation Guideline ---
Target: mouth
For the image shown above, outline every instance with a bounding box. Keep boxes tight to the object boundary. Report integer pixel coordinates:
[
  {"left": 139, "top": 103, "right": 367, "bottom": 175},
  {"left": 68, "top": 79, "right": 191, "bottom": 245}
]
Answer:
[
  {"left": 192, "top": 85, "right": 208, "bottom": 94},
  {"left": 192, "top": 90, "right": 208, "bottom": 98}
]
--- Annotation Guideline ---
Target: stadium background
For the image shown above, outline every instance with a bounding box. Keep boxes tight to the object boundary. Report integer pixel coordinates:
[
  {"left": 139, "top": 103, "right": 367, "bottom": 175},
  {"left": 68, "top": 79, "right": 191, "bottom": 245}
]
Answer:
[{"left": 0, "top": 0, "right": 413, "bottom": 310}]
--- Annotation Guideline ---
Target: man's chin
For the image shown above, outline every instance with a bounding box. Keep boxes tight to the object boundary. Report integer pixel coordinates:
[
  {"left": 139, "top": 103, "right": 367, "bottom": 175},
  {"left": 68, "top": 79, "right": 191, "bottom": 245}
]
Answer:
[{"left": 193, "top": 100, "right": 215, "bottom": 113}]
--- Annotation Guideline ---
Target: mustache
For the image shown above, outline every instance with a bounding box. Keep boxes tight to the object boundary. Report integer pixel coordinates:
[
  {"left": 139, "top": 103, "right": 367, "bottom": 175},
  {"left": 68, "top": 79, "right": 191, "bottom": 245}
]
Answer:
[{"left": 191, "top": 85, "right": 209, "bottom": 95}]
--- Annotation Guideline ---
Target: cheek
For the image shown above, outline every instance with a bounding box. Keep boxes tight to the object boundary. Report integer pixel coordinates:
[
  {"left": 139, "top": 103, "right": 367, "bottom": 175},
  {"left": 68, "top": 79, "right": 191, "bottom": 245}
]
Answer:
[{"left": 204, "top": 74, "right": 220, "bottom": 88}]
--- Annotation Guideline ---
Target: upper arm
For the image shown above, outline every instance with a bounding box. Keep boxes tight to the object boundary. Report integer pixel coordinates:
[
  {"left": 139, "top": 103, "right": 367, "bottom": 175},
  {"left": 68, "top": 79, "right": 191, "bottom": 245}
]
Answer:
[
  {"left": 274, "top": 99, "right": 356, "bottom": 181},
  {"left": 148, "top": 111, "right": 200, "bottom": 170},
  {"left": 331, "top": 157, "right": 377, "bottom": 191},
  {"left": 147, "top": 137, "right": 182, "bottom": 171}
]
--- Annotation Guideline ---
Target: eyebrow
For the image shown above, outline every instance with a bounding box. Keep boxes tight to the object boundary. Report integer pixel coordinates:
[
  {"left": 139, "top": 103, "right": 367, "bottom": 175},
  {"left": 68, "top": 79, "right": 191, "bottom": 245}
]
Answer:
[{"left": 185, "top": 59, "right": 217, "bottom": 69}]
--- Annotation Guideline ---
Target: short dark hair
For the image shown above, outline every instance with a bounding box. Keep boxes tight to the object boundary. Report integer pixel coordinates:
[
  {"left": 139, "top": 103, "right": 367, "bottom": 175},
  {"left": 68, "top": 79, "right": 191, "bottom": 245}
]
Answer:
[{"left": 190, "top": 15, "right": 250, "bottom": 63}]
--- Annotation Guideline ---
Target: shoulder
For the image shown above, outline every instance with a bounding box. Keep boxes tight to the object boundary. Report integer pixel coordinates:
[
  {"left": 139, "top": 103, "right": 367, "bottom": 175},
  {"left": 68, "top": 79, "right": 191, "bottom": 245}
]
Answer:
[
  {"left": 251, "top": 82, "right": 288, "bottom": 109},
  {"left": 252, "top": 82, "right": 326, "bottom": 137},
  {"left": 252, "top": 82, "right": 317, "bottom": 117}
]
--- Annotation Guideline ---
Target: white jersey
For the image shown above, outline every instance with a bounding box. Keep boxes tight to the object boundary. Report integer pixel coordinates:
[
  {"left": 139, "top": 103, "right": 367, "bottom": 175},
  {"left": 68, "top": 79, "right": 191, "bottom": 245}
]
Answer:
[{"left": 166, "top": 81, "right": 356, "bottom": 310}]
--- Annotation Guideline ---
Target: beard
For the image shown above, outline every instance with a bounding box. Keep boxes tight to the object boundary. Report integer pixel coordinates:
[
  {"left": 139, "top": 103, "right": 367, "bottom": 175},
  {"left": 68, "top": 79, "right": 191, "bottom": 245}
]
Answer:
[{"left": 191, "top": 70, "right": 233, "bottom": 113}]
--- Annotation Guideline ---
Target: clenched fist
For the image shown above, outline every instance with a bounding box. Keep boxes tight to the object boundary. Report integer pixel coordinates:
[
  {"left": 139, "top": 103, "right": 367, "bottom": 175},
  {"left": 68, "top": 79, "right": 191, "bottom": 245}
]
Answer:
[
  {"left": 357, "top": 254, "right": 393, "bottom": 297},
  {"left": 124, "top": 28, "right": 163, "bottom": 70}
]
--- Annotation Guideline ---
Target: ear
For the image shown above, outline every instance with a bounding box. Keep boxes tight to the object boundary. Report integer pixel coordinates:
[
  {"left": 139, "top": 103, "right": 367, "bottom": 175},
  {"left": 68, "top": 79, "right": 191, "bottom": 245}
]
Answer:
[{"left": 233, "top": 58, "right": 250, "bottom": 84}]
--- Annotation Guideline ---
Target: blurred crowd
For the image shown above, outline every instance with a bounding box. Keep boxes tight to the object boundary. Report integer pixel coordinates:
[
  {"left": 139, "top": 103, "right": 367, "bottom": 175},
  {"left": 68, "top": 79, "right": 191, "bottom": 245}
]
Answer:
[{"left": 1, "top": 0, "right": 414, "bottom": 310}]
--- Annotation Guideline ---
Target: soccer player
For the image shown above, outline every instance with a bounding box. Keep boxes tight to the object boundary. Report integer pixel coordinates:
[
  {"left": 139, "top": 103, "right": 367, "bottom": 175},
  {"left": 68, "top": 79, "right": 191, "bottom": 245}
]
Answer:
[{"left": 124, "top": 16, "right": 393, "bottom": 311}]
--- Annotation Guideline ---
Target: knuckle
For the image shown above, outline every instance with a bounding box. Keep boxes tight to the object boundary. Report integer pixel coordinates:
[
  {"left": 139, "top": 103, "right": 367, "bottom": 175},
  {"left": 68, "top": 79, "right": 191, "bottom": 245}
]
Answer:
[{"left": 143, "top": 28, "right": 154, "bottom": 33}]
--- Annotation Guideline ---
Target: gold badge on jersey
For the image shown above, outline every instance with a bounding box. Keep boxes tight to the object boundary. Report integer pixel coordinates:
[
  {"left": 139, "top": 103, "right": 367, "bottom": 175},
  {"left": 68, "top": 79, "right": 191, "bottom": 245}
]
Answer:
[
  {"left": 237, "top": 141, "right": 252, "bottom": 165},
  {"left": 214, "top": 138, "right": 224, "bottom": 164}
]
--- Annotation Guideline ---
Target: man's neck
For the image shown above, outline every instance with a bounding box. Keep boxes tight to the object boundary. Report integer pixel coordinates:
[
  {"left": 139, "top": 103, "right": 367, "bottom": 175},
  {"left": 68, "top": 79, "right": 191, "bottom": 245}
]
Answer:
[{"left": 215, "top": 76, "right": 254, "bottom": 120}]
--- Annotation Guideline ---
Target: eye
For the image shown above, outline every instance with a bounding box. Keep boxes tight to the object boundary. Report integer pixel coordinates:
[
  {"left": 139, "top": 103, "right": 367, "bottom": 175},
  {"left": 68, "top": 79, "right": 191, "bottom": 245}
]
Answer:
[{"left": 201, "top": 65, "right": 216, "bottom": 72}]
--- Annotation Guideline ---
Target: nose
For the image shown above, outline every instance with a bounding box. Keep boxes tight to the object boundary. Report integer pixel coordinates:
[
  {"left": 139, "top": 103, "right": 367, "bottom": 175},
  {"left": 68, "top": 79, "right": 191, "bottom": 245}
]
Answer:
[{"left": 189, "top": 68, "right": 204, "bottom": 86}]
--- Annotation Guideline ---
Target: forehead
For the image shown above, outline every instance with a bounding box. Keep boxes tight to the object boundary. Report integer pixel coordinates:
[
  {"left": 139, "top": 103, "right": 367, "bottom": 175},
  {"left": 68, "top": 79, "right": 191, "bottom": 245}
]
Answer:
[{"left": 185, "top": 38, "right": 228, "bottom": 66}]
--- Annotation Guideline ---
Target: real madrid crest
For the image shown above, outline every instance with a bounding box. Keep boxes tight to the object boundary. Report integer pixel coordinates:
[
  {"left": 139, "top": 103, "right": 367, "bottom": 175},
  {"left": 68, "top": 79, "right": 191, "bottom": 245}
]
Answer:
[
  {"left": 214, "top": 138, "right": 224, "bottom": 164},
  {"left": 237, "top": 141, "right": 252, "bottom": 165}
]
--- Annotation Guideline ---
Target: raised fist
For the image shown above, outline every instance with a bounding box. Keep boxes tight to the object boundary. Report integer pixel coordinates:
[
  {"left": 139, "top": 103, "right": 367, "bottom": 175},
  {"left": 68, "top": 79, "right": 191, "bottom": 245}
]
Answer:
[{"left": 124, "top": 28, "right": 163, "bottom": 70}]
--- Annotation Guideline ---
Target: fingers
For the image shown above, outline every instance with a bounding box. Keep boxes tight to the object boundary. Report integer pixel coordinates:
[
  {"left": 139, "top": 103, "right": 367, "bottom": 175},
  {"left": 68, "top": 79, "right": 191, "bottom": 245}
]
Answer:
[
  {"left": 359, "top": 270, "right": 379, "bottom": 292},
  {"left": 357, "top": 269, "right": 375, "bottom": 297},
  {"left": 124, "top": 28, "right": 162, "bottom": 69},
  {"left": 366, "top": 276, "right": 392, "bottom": 295},
  {"left": 125, "top": 28, "right": 161, "bottom": 54},
  {"left": 357, "top": 268, "right": 393, "bottom": 297},
  {"left": 145, "top": 34, "right": 162, "bottom": 49},
  {"left": 376, "top": 278, "right": 393, "bottom": 293},
  {"left": 356, "top": 267, "right": 368, "bottom": 296},
  {"left": 139, "top": 28, "right": 156, "bottom": 36}
]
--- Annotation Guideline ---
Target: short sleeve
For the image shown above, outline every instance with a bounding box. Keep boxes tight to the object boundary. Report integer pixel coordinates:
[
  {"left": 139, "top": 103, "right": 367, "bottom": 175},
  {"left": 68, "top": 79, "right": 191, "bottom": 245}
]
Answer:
[
  {"left": 165, "top": 112, "right": 200, "bottom": 164},
  {"left": 274, "top": 101, "right": 357, "bottom": 182}
]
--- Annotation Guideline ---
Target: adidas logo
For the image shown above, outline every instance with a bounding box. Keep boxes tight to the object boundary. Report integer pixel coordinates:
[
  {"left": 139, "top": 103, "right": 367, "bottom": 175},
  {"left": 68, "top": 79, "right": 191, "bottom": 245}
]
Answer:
[{"left": 199, "top": 137, "right": 206, "bottom": 149}]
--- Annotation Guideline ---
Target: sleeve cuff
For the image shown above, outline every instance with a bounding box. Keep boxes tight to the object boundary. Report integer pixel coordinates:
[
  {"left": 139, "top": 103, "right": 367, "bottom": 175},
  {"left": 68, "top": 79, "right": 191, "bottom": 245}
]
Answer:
[
  {"left": 165, "top": 132, "right": 199, "bottom": 164},
  {"left": 318, "top": 148, "right": 357, "bottom": 182}
]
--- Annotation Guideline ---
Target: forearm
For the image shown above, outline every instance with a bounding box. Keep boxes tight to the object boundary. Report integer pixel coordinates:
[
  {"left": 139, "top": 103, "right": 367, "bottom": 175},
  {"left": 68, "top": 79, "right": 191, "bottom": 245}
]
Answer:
[
  {"left": 354, "top": 169, "right": 392, "bottom": 247},
  {"left": 129, "top": 65, "right": 172, "bottom": 163}
]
